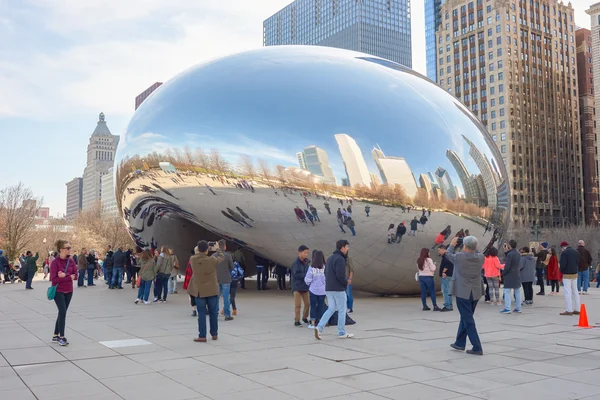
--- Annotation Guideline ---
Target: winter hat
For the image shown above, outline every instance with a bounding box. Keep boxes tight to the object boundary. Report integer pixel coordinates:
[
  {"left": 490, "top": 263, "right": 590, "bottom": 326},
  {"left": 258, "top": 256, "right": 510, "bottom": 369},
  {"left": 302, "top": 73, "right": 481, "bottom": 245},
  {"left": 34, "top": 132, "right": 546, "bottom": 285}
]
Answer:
[
  {"left": 560, "top": 241, "right": 569, "bottom": 247},
  {"left": 540, "top": 242, "right": 549, "bottom": 249}
]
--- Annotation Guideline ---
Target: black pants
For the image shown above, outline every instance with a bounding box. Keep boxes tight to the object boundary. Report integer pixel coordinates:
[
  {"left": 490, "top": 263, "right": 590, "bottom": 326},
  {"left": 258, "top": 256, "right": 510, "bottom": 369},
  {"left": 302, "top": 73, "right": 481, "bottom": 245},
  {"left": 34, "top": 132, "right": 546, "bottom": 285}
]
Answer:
[
  {"left": 230, "top": 280, "right": 238, "bottom": 310},
  {"left": 483, "top": 277, "right": 490, "bottom": 301},
  {"left": 277, "top": 272, "right": 286, "bottom": 290},
  {"left": 190, "top": 295, "right": 196, "bottom": 307},
  {"left": 536, "top": 269, "right": 545, "bottom": 293},
  {"left": 522, "top": 282, "right": 534, "bottom": 301},
  {"left": 550, "top": 280, "right": 560, "bottom": 293},
  {"left": 54, "top": 291, "right": 73, "bottom": 337}
]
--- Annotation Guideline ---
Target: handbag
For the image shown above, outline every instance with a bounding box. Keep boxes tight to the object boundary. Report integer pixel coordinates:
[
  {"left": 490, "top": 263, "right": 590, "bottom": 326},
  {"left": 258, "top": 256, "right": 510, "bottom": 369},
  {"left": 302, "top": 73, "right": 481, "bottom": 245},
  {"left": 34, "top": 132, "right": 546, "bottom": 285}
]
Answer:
[{"left": 47, "top": 259, "right": 70, "bottom": 301}]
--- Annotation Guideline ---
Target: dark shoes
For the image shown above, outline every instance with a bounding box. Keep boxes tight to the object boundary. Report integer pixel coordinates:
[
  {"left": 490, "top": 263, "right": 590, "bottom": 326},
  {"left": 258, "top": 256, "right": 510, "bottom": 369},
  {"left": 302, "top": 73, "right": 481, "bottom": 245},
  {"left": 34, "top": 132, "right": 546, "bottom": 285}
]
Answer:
[
  {"left": 422, "top": 305, "right": 431, "bottom": 311},
  {"left": 450, "top": 343, "right": 465, "bottom": 351},
  {"left": 302, "top": 318, "right": 309, "bottom": 324},
  {"left": 467, "top": 349, "right": 483, "bottom": 356},
  {"left": 536, "top": 292, "right": 545, "bottom": 296},
  {"left": 294, "top": 321, "right": 302, "bottom": 327},
  {"left": 348, "top": 309, "right": 353, "bottom": 313},
  {"left": 224, "top": 316, "right": 234, "bottom": 321},
  {"left": 433, "top": 306, "right": 442, "bottom": 311},
  {"left": 194, "top": 337, "right": 207, "bottom": 342},
  {"left": 560, "top": 311, "right": 573, "bottom": 316},
  {"left": 440, "top": 307, "right": 453, "bottom": 312},
  {"left": 212, "top": 336, "right": 218, "bottom": 341},
  {"left": 191, "top": 310, "right": 197, "bottom": 317}
]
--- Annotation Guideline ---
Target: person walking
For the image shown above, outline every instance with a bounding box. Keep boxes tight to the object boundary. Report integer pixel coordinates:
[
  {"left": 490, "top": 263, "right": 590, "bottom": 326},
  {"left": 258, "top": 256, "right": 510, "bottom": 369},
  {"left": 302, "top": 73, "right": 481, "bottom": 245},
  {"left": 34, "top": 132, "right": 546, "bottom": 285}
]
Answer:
[
  {"left": 395, "top": 222, "right": 407, "bottom": 244},
  {"left": 50, "top": 240, "right": 78, "bottom": 346},
  {"left": 437, "top": 245, "right": 454, "bottom": 311},
  {"left": 314, "top": 240, "right": 354, "bottom": 340},
  {"left": 189, "top": 241, "right": 225, "bottom": 342},
  {"left": 304, "top": 250, "right": 326, "bottom": 329},
  {"left": 576, "top": 240, "right": 593, "bottom": 295},
  {"left": 77, "top": 248, "right": 88, "bottom": 288},
  {"left": 364, "top": 205, "right": 370, "bottom": 217},
  {"left": 387, "top": 224, "right": 395, "bottom": 244},
  {"left": 347, "top": 217, "right": 356, "bottom": 236},
  {"left": 409, "top": 217, "right": 418, "bottom": 236},
  {"left": 446, "top": 236, "right": 485, "bottom": 356},
  {"left": 535, "top": 242, "right": 550, "bottom": 296},
  {"left": 519, "top": 247, "right": 536, "bottom": 305},
  {"left": 419, "top": 214, "right": 428, "bottom": 232},
  {"left": 500, "top": 240, "right": 522, "bottom": 314},
  {"left": 547, "top": 248, "right": 561, "bottom": 294},
  {"left": 337, "top": 214, "right": 347, "bottom": 233},
  {"left": 482, "top": 247, "right": 502, "bottom": 305},
  {"left": 292, "top": 245, "right": 311, "bottom": 327},
  {"left": 134, "top": 249, "right": 157, "bottom": 304},
  {"left": 559, "top": 241, "right": 581, "bottom": 316},
  {"left": 417, "top": 248, "right": 440, "bottom": 311},
  {"left": 112, "top": 247, "right": 125, "bottom": 290},
  {"left": 216, "top": 239, "right": 235, "bottom": 321},
  {"left": 229, "top": 259, "right": 243, "bottom": 316},
  {"left": 24, "top": 251, "right": 39, "bottom": 289}
]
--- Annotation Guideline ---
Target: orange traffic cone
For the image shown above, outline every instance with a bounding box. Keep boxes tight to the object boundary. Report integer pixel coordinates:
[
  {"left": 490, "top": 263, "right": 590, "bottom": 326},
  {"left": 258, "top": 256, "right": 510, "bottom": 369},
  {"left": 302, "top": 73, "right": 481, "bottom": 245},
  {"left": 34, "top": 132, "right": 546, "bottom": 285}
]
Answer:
[{"left": 575, "top": 304, "right": 594, "bottom": 329}]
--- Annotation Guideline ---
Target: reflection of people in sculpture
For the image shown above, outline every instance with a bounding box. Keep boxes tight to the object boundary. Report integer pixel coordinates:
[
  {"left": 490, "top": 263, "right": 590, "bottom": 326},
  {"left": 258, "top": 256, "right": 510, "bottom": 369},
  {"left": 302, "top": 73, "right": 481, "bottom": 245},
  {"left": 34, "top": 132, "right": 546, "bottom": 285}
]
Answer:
[
  {"left": 346, "top": 217, "right": 356, "bottom": 236},
  {"left": 337, "top": 215, "right": 346, "bottom": 233},
  {"left": 294, "top": 207, "right": 307, "bottom": 223},
  {"left": 387, "top": 224, "right": 395, "bottom": 243},
  {"left": 419, "top": 215, "right": 428, "bottom": 232},
  {"left": 221, "top": 210, "right": 245, "bottom": 227},
  {"left": 364, "top": 205, "right": 370, "bottom": 217},
  {"left": 395, "top": 222, "right": 407, "bottom": 244},
  {"left": 347, "top": 204, "right": 352, "bottom": 214},
  {"left": 309, "top": 205, "right": 320, "bottom": 222},
  {"left": 324, "top": 202, "right": 331, "bottom": 214},
  {"left": 304, "top": 210, "right": 315, "bottom": 225},
  {"left": 236, "top": 207, "right": 255, "bottom": 222},
  {"left": 205, "top": 183, "right": 217, "bottom": 195},
  {"left": 226, "top": 208, "right": 252, "bottom": 227},
  {"left": 409, "top": 217, "right": 418, "bottom": 235}
]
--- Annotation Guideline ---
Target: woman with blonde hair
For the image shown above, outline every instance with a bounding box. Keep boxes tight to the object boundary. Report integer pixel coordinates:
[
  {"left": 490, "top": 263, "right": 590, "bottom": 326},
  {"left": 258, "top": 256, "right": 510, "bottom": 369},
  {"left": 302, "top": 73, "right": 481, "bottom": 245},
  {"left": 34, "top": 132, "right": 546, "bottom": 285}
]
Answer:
[
  {"left": 135, "top": 248, "right": 156, "bottom": 304},
  {"left": 168, "top": 248, "right": 180, "bottom": 294},
  {"left": 50, "top": 239, "right": 78, "bottom": 346},
  {"left": 154, "top": 245, "right": 173, "bottom": 303}
]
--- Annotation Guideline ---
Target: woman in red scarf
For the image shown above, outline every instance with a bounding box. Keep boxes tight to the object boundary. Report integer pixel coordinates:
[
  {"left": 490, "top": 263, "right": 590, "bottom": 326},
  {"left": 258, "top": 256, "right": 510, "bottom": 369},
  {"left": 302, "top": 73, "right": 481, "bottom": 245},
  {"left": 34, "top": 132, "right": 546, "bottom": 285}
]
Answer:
[{"left": 547, "top": 248, "right": 561, "bottom": 295}]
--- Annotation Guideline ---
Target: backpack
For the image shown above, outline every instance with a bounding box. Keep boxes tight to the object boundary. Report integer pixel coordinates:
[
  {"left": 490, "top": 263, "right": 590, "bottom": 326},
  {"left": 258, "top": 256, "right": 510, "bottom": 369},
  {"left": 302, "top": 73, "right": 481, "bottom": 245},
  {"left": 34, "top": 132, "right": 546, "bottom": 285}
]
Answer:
[{"left": 231, "top": 261, "right": 244, "bottom": 280}]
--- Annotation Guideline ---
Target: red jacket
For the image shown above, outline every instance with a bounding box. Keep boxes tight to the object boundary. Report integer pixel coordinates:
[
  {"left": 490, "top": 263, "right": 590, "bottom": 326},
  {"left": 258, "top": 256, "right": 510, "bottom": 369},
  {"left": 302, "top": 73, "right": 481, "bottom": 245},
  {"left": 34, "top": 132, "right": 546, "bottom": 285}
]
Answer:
[
  {"left": 547, "top": 255, "right": 562, "bottom": 281},
  {"left": 50, "top": 257, "right": 78, "bottom": 293},
  {"left": 183, "top": 261, "right": 193, "bottom": 290}
]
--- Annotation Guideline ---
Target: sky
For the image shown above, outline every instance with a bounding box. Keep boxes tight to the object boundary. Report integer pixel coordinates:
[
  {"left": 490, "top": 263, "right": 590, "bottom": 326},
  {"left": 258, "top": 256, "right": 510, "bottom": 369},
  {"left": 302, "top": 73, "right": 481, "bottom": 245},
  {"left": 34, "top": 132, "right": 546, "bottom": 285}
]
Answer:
[{"left": 0, "top": 0, "right": 594, "bottom": 216}]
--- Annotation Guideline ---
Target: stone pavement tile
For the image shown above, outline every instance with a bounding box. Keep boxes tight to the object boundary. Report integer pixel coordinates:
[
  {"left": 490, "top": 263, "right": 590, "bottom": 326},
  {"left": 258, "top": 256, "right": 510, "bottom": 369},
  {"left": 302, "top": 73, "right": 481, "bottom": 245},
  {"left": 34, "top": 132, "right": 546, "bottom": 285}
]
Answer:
[
  {"left": 499, "top": 348, "right": 565, "bottom": 361},
  {"left": 54, "top": 347, "right": 120, "bottom": 361},
  {"left": 161, "top": 368, "right": 264, "bottom": 396},
  {"left": 0, "top": 387, "right": 37, "bottom": 399},
  {"left": 15, "top": 361, "right": 93, "bottom": 387},
  {"left": 75, "top": 355, "right": 153, "bottom": 379},
  {"left": 535, "top": 344, "right": 594, "bottom": 356},
  {"left": 127, "top": 350, "right": 189, "bottom": 363},
  {"left": 0, "top": 333, "right": 46, "bottom": 350},
  {"left": 474, "top": 343, "right": 519, "bottom": 354},
  {"left": 292, "top": 357, "right": 369, "bottom": 379},
  {"left": 545, "top": 354, "right": 600, "bottom": 370},
  {"left": 476, "top": 378, "right": 600, "bottom": 400},
  {"left": 379, "top": 365, "right": 457, "bottom": 382},
  {"left": 146, "top": 357, "right": 207, "bottom": 372},
  {"left": 0, "top": 366, "right": 28, "bottom": 390},
  {"left": 101, "top": 372, "right": 200, "bottom": 400},
  {"left": 467, "top": 367, "right": 547, "bottom": 385},
  {"left": 343, "top": 355, "right": 417, "bottom": 371},
  {"left": 244, "top": 368, "right": 320, "bottom": 386},
  {"left": 300, "top": 343, "right": 377, "bottom": 361},
  {"left": 431, "top": 374, "right": 507, "bottom": 395},
  {"left": 275, "top": 379, "right": 360, "bottom": 399},
  {"left": 372, "top": 382, "right": 463, "bottom": 400},
  {"left": 426, "top": 354, "right": 524, "bottom": 375},
  {"left": 28, "top": 379, "right": 115, "bottom": 400},
  {"left": 508, "top": 361, "right": 579, "bottom": 377},
  {"left": 326, "top": 392, "right": 392, "bottom": 400},
  {"left": 112, "top": 343, "right": 166, "bottom": 355},
  {"left": 332, "top": 372, "right": 411, "bottom": 391},
  {"left": 561, "top": 369, "right": 600, "bottom": 386},
  {"left": 401, "top": 348, "right": 469, "bottom": 364},
  {"left": 209, "top": 387, "right": 298, "bottom": 400},
  {"left": 1, "top": 346, "right": 66, "bottom": 366},
  {"left": 0, "top": 355, "right": 7, "bottom": 367}
]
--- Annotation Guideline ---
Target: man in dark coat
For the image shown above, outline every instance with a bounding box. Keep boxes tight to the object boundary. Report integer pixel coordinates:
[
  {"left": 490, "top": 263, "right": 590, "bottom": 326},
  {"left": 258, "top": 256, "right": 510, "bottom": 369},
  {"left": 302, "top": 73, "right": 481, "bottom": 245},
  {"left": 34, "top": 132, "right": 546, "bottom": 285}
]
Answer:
[
  {"left": 409, "top": 217, "right": 419, "bottom": 236},
  {"left": 576, "top": 240, "right": 593, "bottom": 295},
  {"left": 24, "top": 251, "right": 39, "bottom": 289},
  {"left": 559, "top": 241, "right": 581, "bottom": 315},
  {"left": 501, "top": 240, "right": 521, "bottom": 314}
]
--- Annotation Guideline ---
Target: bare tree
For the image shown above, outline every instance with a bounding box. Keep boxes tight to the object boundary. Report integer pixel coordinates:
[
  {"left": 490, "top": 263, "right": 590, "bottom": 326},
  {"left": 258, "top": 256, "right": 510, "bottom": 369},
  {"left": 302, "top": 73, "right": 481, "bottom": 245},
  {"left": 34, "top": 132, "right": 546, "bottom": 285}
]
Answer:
[
  {"left": 258, "top": 158, "right": 271, "bottom": 180},
  {"left": 209, "top": 149, "right": 230, "bottom": 175},
  {"left": 238, "top": 155, "right": 256, "bottom": 178},
  {"left": 0, "top": 183, "right": 41, "bottom": 260},
  {"left": 73, "top": 202, "right": 134, "bottom": 252},
  {"left": 184, "top": 145, "right": 195, "bottom": 168},
  {"left": 194, "top": 147, "right": 210, "bottom": 171}
]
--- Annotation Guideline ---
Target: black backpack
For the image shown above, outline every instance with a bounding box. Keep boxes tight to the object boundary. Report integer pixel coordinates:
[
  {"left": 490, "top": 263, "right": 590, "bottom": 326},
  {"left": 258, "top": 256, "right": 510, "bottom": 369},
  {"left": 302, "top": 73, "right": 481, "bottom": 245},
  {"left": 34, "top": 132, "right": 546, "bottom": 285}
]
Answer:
[{"left": 18, "top": 266, "right": 27, "bottom": 281}]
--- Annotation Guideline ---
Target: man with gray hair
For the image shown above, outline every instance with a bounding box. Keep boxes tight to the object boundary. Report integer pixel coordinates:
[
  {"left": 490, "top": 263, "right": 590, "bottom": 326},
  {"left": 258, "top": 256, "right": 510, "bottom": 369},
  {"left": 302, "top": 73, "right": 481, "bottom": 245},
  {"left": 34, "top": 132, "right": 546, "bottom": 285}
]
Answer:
[{"left": 445, "top": 235, "right": 485, "bottom": 355}]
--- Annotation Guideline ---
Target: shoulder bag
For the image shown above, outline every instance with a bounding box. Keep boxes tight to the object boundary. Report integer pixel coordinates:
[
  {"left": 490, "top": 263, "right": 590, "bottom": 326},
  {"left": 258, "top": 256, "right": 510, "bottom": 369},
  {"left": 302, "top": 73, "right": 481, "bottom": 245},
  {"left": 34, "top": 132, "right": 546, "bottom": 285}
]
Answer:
[{"left": 47, "top": 259, "right": 70, "bottom": 301}]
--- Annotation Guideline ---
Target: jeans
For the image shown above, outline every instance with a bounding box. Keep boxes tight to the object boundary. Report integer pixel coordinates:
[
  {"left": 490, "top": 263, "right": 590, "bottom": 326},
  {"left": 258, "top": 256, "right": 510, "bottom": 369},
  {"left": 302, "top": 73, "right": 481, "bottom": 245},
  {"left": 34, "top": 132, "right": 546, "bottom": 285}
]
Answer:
[
  {"left": 454, "top": 294, "right": 482, "bottom": 352},
  {"left": 25, "top": 271, "right": 34, "bottom": 289},
  {"left": 349, "top": 226, "right": 356, "bottom": 236},
  {"left": 563, "top": 278, "right": 580, "bottom": 312},
  {"left": 219, "top": 283, "right": 231, "bottom": 317},
  {"left": 256, "top": 266, "right": 265, "bottom": 290},
  {"left": 137, "top": 279, "right": 152, "bottom": 301},
  {"left": 441, "top": 277, "right": 453, "bottom": 309},
  {"left": 112, "top": 267, "right": 123, "bottom": 288},
  {"left": 577, "top": 269, "right": 590, "bottom": 292},
  {"left": 196, "top": 295, "right": 218, "bottom": 338},
  {"left": 103, "top": 264, "right": 107, "bottom": 283},
  {"left": 87, "top": 266, "right": 95, "bottom": 286},
  {"left": 155, "top": 274, "right": 169, "bottom": 300},
  {"left": 230, "top": 280, "right": 238, "bottom": 310},
  {"left": 168, "top": 275, "right": 177, "bottom": 293},
  {"left": 317, "top": 291, "right": 347, "bottom": 336},
  {"left": 77, "top": 270, "right": 85, "bottom": 287},
  {"left": 105, "top": 269, "right": 113, "bottom": 287},
  {"left": 309, "top": 292, "right": 326, "bottom": 322},
  {"left": 522, "top": 282, "right": 534, "bottom": 301},
  {"left": 395, "top": 234, "right": 403, "bottom": 244},
  {"left": 503, "top": 287, "right": 521, "bottom": 311},
  {"left": 486, "top": 277, "right": 500, "bottom": 302},
  {"left": 346, "top": 284, "right": 354, "bottom": 310},
  {"left": 536, "top": 269, "right": 545, "bottom": 293},
  {"left": 53, "top": 291, "right": 73, "bottom": 337},
  {"left": 294, "top": 291, "right": 310, "bottom": 322},
  {"left": 419, "top": 276, "right": 437, "bottom": 307}
]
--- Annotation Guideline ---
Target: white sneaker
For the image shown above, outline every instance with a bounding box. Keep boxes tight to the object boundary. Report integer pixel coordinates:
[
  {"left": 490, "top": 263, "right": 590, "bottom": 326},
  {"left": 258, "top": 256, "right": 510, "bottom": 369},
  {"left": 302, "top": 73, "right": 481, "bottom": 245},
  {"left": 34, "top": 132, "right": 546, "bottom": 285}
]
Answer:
[
  {"left": 307, "top": 324, "right": 315, "bottom": 329},
  {"left": 144, "top": 301, "right": 150, "bottom": 305},
  {"left": 338, "top": 333, "right": 354, "bottom": 339},
  {"left": 134, "top": 299, "right": 140, "bottom": 304}
]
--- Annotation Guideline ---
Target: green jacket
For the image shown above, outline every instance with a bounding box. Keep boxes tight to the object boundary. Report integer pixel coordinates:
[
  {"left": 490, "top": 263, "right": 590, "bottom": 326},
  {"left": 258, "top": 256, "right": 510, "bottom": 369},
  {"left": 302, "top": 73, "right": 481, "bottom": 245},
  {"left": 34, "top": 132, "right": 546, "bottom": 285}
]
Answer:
[
  {"left": 138, "top": 258, "right": 157, "bottom": 281},
  {"left": 26, "top": 253, "right": 39, "bottom": 274}
]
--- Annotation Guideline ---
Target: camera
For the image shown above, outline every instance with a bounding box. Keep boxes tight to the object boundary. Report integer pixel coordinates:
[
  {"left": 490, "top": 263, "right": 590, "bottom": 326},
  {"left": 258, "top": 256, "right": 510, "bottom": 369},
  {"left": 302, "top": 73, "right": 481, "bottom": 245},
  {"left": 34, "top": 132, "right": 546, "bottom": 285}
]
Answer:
[{"left": 208, "top": 241, "right": 216, "bottom": 246}]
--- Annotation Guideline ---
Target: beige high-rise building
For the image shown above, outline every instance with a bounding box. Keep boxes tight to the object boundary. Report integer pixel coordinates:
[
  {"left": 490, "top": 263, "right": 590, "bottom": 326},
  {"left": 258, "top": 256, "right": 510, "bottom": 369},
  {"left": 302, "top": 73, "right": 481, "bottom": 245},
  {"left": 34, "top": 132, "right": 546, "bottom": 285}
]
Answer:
[{"left": 437, "top": 0, "right": 584, "bottom": 227}]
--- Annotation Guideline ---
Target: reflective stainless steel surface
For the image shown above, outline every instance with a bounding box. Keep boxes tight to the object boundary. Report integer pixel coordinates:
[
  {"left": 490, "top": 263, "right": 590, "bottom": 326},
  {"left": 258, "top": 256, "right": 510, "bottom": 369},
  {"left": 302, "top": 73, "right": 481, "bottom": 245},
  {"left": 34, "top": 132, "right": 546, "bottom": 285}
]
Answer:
[{"left": 115, "top": 45, "right": 510, "bottom": 295}]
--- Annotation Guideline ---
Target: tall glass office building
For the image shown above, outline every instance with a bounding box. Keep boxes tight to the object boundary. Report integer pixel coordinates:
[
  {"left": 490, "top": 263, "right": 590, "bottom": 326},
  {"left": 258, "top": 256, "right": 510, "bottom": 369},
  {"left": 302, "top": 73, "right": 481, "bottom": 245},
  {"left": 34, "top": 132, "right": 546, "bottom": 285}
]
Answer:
[
  {"left": 424, "top": 0, "right": 443, "bottom": 81},
  {"left": 263, "top": 0, "right": 412, "bottom": 67}
]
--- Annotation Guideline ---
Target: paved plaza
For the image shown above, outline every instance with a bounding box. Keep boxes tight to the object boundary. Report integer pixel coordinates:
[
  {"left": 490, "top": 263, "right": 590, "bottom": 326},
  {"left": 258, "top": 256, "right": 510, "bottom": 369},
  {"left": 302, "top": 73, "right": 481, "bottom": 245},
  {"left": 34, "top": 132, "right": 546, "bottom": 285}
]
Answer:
[{"left": 3, "top": 279, "right": 600, "bottom": 400}]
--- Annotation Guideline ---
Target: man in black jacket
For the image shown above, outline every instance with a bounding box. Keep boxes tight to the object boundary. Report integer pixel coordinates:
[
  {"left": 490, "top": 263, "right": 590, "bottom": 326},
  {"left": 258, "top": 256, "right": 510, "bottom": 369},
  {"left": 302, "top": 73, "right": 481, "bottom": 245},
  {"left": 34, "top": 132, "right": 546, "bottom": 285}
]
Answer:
[
  {"left": 437, "top": 245, "right": 454, "bottom": 311},
  {"left": 576, "top": 240, "right": 593, "bottom": 295},
  {"left": 104, "top": 249, "right": 114, "bottom": 289},
  {"left": 395, "top": 222, "right": 407, "bottom": 244},
  {"left": 314, "top": 240, "right": 354, "bottom": 340},
  {"left": 112, "top": 247, "right": 125, "bottom": 289},
  {"left": 291, "top": 245, "right": 310, "bottom": 327},
  {"left": 559, "top": 241, "right": 581, "bottom": 316}
]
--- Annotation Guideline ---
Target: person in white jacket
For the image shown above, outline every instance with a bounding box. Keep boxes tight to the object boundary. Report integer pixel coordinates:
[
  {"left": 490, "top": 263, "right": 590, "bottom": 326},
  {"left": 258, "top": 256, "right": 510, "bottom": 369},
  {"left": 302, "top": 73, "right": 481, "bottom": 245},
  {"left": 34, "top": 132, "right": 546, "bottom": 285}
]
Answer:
[{"left": 417, "top": 248, "right": 440, "bottom": 311}]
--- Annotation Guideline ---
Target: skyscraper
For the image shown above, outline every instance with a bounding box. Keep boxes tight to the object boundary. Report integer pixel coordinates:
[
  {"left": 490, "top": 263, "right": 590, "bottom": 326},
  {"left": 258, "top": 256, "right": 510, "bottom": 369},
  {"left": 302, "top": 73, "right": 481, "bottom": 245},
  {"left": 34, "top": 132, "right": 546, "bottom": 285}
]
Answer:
[
  {"left": 334, "top": 133, "right": 371, "bottom": 187},
  {"left": 371, "top": 146, "right": 418, "bottom": 198},
  {"left": 425, "top": 0, "right": 444, "bottom": 81},
  {"left": 135, "top": 82, "right": 163, "bottom": 110},
  {"left": 434, "top": 167, "right": 457, "bottom": 200},
  {"left": 446, "top": 149, "right": 479, "bottom": 204},
  {"left": 578, "top": 21, "right": 600, "bottom": 225},
  {"left": 419, "top": 173, "right": 434, "bottom": 199},
  {"left": 463, "top": 135, "right": 497, "bottom": 209},
  {"left": 65, "top": 177, "right": 83, "bottom": 221},
  {"left": 302, "top": 145, "right": 336, "bottom": 184},
  {"left": 263, "top": 0, "right": 412, "bottom": 67},
  {"left": 296, "top": 152, "right": 307, "bottom": 169},
  {"left": 437, "top": 0, "right": 583, "bottom": 226},
  {"left": 82, "top": 113, "right": 120, "bottom": 210},
  {"left": 101, "top": 168, "right": 118, "bottom": 218}
]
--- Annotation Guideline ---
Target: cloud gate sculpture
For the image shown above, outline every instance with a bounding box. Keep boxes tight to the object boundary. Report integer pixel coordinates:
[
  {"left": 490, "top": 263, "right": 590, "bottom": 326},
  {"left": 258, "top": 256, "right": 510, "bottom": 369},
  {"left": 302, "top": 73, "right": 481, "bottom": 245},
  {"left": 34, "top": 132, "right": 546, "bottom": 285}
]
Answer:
[{"left": 115, "top": 46, "right": 510, "bottom": 295}]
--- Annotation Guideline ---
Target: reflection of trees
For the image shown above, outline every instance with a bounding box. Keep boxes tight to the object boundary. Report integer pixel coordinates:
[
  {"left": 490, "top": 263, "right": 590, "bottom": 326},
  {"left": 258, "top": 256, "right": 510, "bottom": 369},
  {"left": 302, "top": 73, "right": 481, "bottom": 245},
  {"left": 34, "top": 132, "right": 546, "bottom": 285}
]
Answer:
[
  {"left": 258, "top": 158, "right": 271, "bottom": 180},
  {"left": 194, "top": 148, "right": 210, "bottom": 171},
  {"left": 238, "top": 155, "right": 256, "bottom": 178},
  {"left": 209, "top": 149, "right": 230, "bottom": 175}
]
